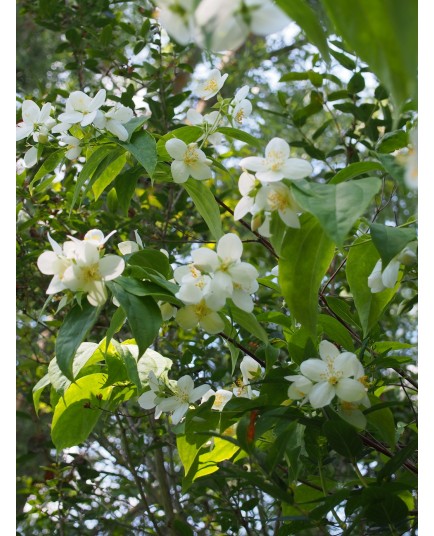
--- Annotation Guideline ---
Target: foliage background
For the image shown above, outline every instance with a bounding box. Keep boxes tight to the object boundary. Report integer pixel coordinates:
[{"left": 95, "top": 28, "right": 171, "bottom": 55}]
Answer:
[{"left": 12, "top": 0, "right": 430, "bottom": 534}]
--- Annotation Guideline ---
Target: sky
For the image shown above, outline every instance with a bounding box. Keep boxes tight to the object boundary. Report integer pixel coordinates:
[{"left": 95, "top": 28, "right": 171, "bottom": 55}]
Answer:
[{"left": 8, "top": 0, "right": 433, "bottom": 533}]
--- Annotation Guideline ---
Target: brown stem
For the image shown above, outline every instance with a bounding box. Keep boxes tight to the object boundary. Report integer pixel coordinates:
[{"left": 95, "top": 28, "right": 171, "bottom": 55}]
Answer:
[
  {"left": 115, "top": 413, "right": 164, "bottom": 536},
  {"left": 215, "top": 197, "right": 278, "bottom": 259},
  {"left": 219, "top": 332, "right": 265, "bottom": 367}
]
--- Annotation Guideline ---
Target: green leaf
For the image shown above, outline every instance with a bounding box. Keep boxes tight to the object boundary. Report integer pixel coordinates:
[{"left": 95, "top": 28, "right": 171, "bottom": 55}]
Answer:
[
  {"left": 329, "top": 161, "right": 385, "bottom": 184},
  {"left": 323, "top": 419, "right": 364, "bottom": 459},
  {"left": 115, "top": 166, "right": 142, "bottom": 216},
  {"left": 227, "top": 341, "right": 240, "bottom": 375},
  {"left": 229, "top": 306, "right": 269, "bottom": 344},
  {"left": 114, "top": 277, "right": 181, "bottom": 305},
  {"left": 118, "top": 130, "right": 157, "bottom": 178},
  {"left": 318, "top": 314, "right": 355, "bottom": 351},
  {"left": 279, "top": 214, "right": 335, "bottom": 337},
  {"left": 292, "top": 177, "right": 381, "bottom": 246},
  {"left": 279, "top": 72, "right": 309, "bottom": 82},
  {"left": 377, "top": 437, "right": 417, "bottom": 481},
  {"left": 51, "top": 374, "right": 112, "bottom": 450},
  {"left": 156, "top": 126, "right": 202, "bottom": 160},
  {"left": 365, "top": 395, "right": 396, "bottom": 447},
  {"left": 108, "top": 282, "right": 162, "bottom": 358},
  {"left": 71, "top": 145, "right": 115, "bottom": 210},
  {"left": 127, "top": 249, "right": 171, "bottom": 278},
  {"left": 346, "top": 237, "right": 401, "bottom": 336},
  {"left": 217, "top": 127, "right": 262, "bottom": 148},
  {"left": 32, "top": 374, "right": 50, "bottom": 413},
  {"left": 183, "top": 178, "right": 223, "bottom": 240},
  {"left": 329, "top": 49, "right": 357, "bottom": 70},
  {"left": 55, "top": 302, "right": 101, "bottom": 380},
  {"left": 348, "top": 72, "right": 365, "bottom": 94},
  {"left": 49, "top": 342, "right": 100, "bottom": 394},
  {"left": 105, "top": 306, "right": 127, "bottom": 349},
  {"left": 30, "top": 149, "right": 65, "bottom": 191},
  {"left": 275, "top": 0, "right": 330, "bottom": 63},
  {"left": 320, "top": 0, "right": 417, "bottom": 111},
  {"left": 376, "top": 130, "right": 409, "bottom": 153},
  {"left": 91, "top": 152, "right": 127, "bottom": 200},
  {"left": 370, "top": 223, "right": 417, "bottom": 268}
]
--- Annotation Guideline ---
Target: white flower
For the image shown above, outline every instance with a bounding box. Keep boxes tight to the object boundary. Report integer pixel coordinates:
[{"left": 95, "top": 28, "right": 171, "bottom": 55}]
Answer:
[
  {"left": 367, "top": 246, "right": 416, "bottom": 294},
  {"left": 156, "top": 375, "right": 210, "bottom": 424},
  {"left": 193, "top": 69, "right": 228, "bottom": 100},
  {"left": 165, "top": 139, "right": 212, "bottom": 183},
  {"left": 157, "top": 0, "right": 196, "bottom": 45},
  {"left": 192, "top": 233, "right": 259, "bottom": 312},
  {"left": 286, "top": 341, "right": 367, "bottom": 409},
  {"left": 186, "top": 109, "right": 223, "bottom": 146},
  {"left": 83, "top": 229, "right": 117, "bottom": 248},
  {"left": 240, "top": 355, "right": 263, "bottom": 386},
  {"left": 118, "top": 231, "right": 144, "bottom": 254},
  {"left": 93, "top": 104, "right": 134, "bottom": 141},
  {"left": 240, "top": 137, "right": 313, "bottom": 183},
  {"left": 230, "top": 88, "right": 252, "bottom": 124},
  {"left": 137, "top": 371, "right": 167, "bottom": 419},
  {"left": 194, "top": 0, "right": 290, "bottom": 52},
  {"left": 234, "top": 171, "right": 258, "bottom": 221},
  {"left": 62, "top": 240, "right": 125, "bottom": 306},
  {"left": 176, "top": 299, "right": 225, "bottom": 334},
  {"left": 16, "top": 100, "right": 55, "bottom": 142},
  {"left": 201, "top": 388, "right": 233, "bottom": 410},
  {"left": 255, "top": 182, "right": 302, "bottom": 228},
  {"left": 58, "top": 89, "right": 106, "bottom": 127},
  {"left": 174, "top": 264, "right": 215, "bottom": 306},
  {"left": 37, "top": 234, "right": 76, "bottom": 295},
  {"left": 59, "top": 135, "right": 82, "bottom": 160},
  {"left": 231, "top": 99, "right": 252, "bottom": 125}
]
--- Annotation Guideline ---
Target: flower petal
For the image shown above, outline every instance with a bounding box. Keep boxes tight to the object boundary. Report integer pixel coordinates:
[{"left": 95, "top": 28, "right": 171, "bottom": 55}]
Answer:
[
  {"left": 99, "top": 255, "right": 125, "bottom": 280},
  {"left": 234, "top": 196, "right": 254, "bottom": 221},
  {"left": 308, "top": 382, "right": 335, "bottom": 408},
  {"left": 319, "top": 340, "right": 341, "bottom": 361},
  {"left": 335, "top": 378, "right": 366, "bottom": 402},
  {"left": 171, "top": 403, "right": 189, "bottom": 424},
  {"left": 239, "top": 156, "right": 266, "bottom": 172},
  {"left": 166, "top": 138, "right": 187, "bottom": 159},
  {"left": 171, "top": 160, "right": 190, "bottom": 183},
  {"left": 22, "top": 100, "right": 40, "bottom": 125},
  {"left": 280, "top": 158, "right": 313, "bottom": 180},
  {"left": 300, "top": 358, "right": 327, "bottom": 382},
  {"left": 199, "top": 311, "right": 224, "bottom": 334},
  {"left": 217, "top": 233, "right": 243, "bottom": 261},
  {"left": 192, "top": 248, "right": 219, "bottom": 272}
]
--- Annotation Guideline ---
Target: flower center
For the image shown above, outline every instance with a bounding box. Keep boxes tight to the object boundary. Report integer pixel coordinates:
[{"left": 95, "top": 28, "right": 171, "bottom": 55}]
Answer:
[
  {"left": 203, "top": 79, "right": 218, "bottom": 93},
  {"left": 266, "top": 150, "right": 285, "bottom": 171},
  {"left": 268, "top": 191, "right": 288, "bottom": 211},
  {"left": 189, "top": 264, "right": 201, "bottom": 278},
  {"left": 235, "top": 109, "right": 245, "bottom": 123},
  {"left": 194, "top": 300, "right": 210, "bottom": 319},
  {"left": 82, "top": 263, "right": 101, "bottom": 282},
  {"left": 184, "top": 144, "right": 199, "bottom": 166}
]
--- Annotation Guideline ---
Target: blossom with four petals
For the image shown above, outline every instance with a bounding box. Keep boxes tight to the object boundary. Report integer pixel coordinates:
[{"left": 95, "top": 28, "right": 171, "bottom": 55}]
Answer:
[{"left": 165, "top": 139, "right": 212, "bottom": 183}]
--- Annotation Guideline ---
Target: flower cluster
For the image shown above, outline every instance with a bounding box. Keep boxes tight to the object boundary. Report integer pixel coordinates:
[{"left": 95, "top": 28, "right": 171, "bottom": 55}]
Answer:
[
  {"left": 201, "top": 355, "right": 263, "bottom": 410},
  {"left": 138, "top": 371, "right": 210, "bottom": 424},
  {"left": 173, "top": 233, "right": 259, "bottom": 333},
  {"left": 166, "top": 71, "right": 253, "bottom": 183},
  {"left": 285, "top": 341, "right": 369, "bottom": 415},
  {"left": 16, "top": 90, "right": 136, "bottom": 168},
  {"left": 156, "top": 0, "right": 291, "bottom": 52},
  {"left": 138, "top": 355, "right": 262, "bottom": 423},
  {"left": 235, "top": 138, "right": 313, "bottom": 236},
  {"left": 37, "top": 229, "right": 125, "bottom": 306}
]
